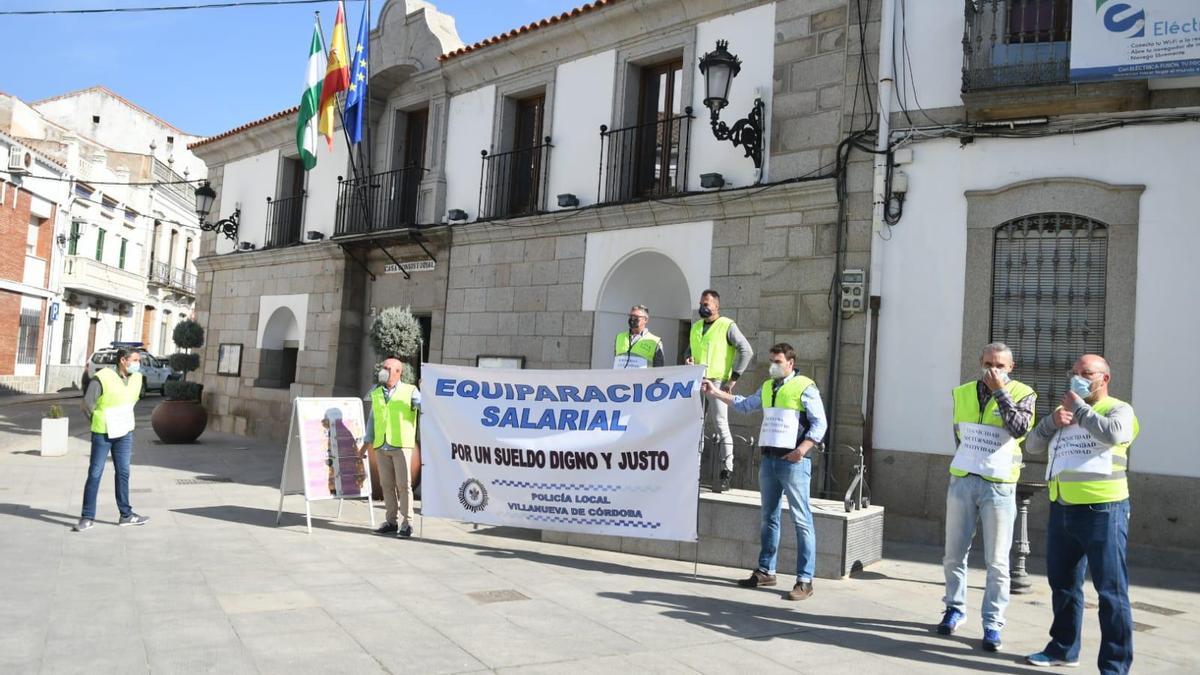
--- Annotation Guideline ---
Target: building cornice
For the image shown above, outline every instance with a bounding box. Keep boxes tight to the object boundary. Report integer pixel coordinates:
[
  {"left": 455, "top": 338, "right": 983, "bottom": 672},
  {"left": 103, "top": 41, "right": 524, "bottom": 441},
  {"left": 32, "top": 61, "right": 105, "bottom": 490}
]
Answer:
[{"left": 194, "top": 240, "right": 346, "bottom": 273}]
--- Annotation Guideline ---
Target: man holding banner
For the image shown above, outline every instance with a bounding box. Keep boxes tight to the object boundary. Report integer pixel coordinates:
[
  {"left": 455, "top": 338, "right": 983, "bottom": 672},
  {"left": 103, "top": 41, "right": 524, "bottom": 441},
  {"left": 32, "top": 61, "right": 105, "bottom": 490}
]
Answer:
[
  {"left": 939, "top": 342, "right": 1036, "bottom": 652},
  {"left": 613, "top": 304, "right": 664, "bottom": 369},
  {"left": 364, "top": 357, "right": 421, "bottom": 538},
  {"left": 1023, "top": 354, "right": 1139, "bottom": 673},
  {"left": 702, "top": 343, "right": 825, "bottom": 601}
]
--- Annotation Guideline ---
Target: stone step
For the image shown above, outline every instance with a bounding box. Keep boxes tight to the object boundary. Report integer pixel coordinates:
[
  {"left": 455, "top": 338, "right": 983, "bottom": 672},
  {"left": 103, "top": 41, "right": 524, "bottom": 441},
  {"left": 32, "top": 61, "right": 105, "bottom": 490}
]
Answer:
[{"left": 542, "top": 489, "right": 885, "bottom": 579}]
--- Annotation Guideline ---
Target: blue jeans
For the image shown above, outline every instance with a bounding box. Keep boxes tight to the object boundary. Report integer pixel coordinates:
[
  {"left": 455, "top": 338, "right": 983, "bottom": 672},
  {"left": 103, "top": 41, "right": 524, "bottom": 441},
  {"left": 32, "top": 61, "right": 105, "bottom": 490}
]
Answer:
[
  {"left": 1042, "top": 499, "right": 1132, "bottom": 675},
  {"left": 81, "top": 432, "right": 134, "bottom": 520},
  {"left": 942, "top": 474, "right": 1017, "bottom": 630},
  {"left": 757, "top": 455, "right": 816, "bottom": 581}
]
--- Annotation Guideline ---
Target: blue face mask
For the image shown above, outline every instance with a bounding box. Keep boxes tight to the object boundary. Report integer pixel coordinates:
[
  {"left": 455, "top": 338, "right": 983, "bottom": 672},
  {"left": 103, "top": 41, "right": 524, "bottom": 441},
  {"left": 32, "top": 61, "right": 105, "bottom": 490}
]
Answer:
[
  {"left": 981, "top": 368, "right": 1010, "bottom": 385},
  {"left": 126, "top": 362, "right": 141, "bottom": 374},
  {"left": 1069, "top": 375, "right": 1094, "bottom": 399}
]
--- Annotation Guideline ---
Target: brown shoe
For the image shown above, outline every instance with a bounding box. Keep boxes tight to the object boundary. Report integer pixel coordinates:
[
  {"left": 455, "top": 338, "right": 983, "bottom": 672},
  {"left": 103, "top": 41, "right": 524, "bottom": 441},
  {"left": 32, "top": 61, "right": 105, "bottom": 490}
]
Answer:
[
  {"left": 737, "top": 569, "right": 777, "bottom": 588},
  {"left": 785, "top": 581, "right": 814, "bottom": 601}
]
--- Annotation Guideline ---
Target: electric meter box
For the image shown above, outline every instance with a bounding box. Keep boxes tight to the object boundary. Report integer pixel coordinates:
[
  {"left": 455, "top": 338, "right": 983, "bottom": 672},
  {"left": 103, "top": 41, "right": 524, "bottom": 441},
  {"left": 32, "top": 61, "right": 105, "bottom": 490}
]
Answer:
[{"left": 840, "top": 269, "right": 865, "bottom": 313}]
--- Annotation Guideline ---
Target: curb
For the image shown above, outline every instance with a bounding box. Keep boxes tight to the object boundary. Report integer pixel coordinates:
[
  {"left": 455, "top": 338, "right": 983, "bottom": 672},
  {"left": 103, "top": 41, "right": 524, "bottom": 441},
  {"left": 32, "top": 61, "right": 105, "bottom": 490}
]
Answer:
[{"left": 0, "top": 392, "right": 83, "bottom": 408}]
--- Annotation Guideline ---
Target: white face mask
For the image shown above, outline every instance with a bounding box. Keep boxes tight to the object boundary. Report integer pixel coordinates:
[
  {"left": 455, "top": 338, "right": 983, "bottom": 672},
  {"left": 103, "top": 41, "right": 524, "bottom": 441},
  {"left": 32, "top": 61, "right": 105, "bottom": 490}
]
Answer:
[
  {"left": 769, "top": 362, "right": 790, "bottom": 380},
  {"left": 376, "top": 368, "right": 389, "bottom": 384}
]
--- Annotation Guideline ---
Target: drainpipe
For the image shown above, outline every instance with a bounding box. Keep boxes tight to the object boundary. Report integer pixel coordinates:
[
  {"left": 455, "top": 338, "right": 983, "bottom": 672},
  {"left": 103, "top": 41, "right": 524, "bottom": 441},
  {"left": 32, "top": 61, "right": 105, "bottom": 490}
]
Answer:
[{"left": 863, "top": 0, "right": 898, "bottom": 476}]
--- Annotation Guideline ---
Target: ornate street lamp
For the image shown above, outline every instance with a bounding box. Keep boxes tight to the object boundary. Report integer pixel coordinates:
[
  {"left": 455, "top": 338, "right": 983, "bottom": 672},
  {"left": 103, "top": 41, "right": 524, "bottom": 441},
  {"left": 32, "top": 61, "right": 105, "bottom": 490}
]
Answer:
[
  {"left": 698, "top": 40, "right": 764, "bottom": 170},
  {"left": 194, "top": 181, "right": 240, "bottom": 240}
]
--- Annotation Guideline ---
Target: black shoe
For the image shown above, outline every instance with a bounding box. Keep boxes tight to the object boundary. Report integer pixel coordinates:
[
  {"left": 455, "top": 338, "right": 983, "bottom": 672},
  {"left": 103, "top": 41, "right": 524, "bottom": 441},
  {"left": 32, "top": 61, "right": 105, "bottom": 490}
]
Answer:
[
  {"left": 397, "top": 524, "right": 413, "bottom": 538},
  {"left": 715, "top": 469, "right": 732, "bottom": 493},
  {"left": 374, "top": 521, "right": 398, "bottom": 535}
]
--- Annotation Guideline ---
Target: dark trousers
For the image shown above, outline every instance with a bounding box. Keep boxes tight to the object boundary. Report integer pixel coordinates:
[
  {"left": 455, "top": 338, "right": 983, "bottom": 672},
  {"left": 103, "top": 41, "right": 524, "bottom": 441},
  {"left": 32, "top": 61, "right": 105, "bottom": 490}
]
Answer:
[
  {"left": 1042, "top": 499, "right": 1133, "bottom": 675},
  {"left": 81, "top": 431, "right": 134, "bottom": 520}
]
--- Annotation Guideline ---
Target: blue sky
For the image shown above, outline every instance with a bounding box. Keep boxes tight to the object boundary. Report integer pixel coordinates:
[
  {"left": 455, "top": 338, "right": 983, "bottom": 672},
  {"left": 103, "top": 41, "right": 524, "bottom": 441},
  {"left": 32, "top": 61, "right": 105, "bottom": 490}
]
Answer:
[{"left": 1, "top": 0, "right": 585, "bottom": 137}]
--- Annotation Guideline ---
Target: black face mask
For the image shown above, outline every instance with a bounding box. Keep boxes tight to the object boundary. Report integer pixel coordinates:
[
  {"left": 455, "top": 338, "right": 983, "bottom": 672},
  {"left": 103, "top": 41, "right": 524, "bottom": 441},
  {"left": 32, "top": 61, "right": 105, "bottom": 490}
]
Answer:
[
  {"left": 698, "top": 305, "right": 713, "bottom": 319},
  {"left": 627, "top": 317, "right": 640, "bottom": 330}
]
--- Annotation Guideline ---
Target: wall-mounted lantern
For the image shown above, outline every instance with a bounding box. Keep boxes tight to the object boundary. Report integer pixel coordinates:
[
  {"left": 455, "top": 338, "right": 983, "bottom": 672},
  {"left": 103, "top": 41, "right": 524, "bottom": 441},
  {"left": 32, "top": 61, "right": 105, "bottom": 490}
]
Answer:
[
  {"left": 195, "top": 181, "right": 240, "bottom": 241},
  {"left": 698, "top": 40, "right": 764, "bottom": 170}
]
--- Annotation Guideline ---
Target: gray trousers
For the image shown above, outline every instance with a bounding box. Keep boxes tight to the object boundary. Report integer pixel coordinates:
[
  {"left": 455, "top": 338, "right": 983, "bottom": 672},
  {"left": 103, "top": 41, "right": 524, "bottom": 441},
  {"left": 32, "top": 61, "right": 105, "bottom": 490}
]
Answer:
[{"left": 703, "top": 379, "right": 734, "bottom": 472}]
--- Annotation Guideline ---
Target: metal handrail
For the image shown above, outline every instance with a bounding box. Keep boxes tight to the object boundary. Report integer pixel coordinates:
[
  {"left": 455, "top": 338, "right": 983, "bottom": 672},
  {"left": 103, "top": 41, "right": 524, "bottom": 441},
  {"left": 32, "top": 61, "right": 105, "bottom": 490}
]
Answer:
[
  {"left": 478, "top": 139, "right": 552, "bottom": 220},
  {"left": 335, "top": 166, "right": 425, "bottom": 235},
  {"left": 962, "top": 0, "right": 1072, "bottom": 92},
  {"left": 265, "top": 192, "right": 306, "bottom": 248},
  {"left": 598, "top": 109, "right": 692, "bottom": 204}
]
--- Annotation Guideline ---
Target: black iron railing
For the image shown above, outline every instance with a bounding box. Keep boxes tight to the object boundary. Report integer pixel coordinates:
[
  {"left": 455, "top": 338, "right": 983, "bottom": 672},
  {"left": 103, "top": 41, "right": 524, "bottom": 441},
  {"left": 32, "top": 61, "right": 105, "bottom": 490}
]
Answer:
[
  {"left": 335, "top": 167, "right": 423, "bottom": 236},
  {"left": 598, "top": 110, "right": 692, "bottom": 204},
  {"left": 265, "top": 192, "right": 306, "bottom": 248},
  {"left": 963, "top": 0, "right": 1072, "bottom": 92},
  {"left": 478, "top": 139, "right": 552, "bottom": 220}
]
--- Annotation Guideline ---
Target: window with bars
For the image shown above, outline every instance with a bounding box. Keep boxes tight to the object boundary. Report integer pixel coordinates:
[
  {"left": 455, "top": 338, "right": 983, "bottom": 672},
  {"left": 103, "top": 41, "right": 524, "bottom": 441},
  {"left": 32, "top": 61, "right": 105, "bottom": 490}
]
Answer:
[
  {"left": 17, "top": 306, "right": 41, "bottom": 366},
  {"left": 61, "top": 313, "right": 74, "bottom": 364},
  {"left": 990, "top": 213, "right": 1108, "bottom": 419}
]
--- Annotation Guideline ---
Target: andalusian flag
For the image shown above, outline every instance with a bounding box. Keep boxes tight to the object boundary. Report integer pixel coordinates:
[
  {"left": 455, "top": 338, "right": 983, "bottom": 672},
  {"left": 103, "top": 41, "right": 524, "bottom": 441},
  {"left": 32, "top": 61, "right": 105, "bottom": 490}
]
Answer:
[
  {"left": 318, "top": 1, "right": 351, "bottom": 149},
  {"left": 297, "top": 18, "right": 327, "bottom": 170}
]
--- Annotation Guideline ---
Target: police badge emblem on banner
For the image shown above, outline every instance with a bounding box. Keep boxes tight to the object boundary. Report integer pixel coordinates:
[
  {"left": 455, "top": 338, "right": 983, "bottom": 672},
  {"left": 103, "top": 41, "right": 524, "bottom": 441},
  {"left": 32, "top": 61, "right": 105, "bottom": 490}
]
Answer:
[{"left": 420, "top": 364, "right": 705, "bottom": 542}]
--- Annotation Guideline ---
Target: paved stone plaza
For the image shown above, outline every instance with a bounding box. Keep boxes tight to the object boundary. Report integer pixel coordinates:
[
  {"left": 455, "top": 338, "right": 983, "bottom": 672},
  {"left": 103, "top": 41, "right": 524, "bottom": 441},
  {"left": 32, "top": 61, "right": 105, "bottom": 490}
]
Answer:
[{"left": 1, "top": 397, "right": 1197, "bottom": 674}]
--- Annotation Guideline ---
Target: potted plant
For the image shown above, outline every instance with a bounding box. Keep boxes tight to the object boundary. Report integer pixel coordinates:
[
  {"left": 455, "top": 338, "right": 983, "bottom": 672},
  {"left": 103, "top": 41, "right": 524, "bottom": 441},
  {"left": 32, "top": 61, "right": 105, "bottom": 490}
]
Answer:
[
  {"left": 366, "top": 306, "right": 425, "bottom": 498},
  {"left": 151, "top": 319, "right": 208, "bottom": 443},
  {"left": 40, "top": 404, "right": 69, "bottom": 457}
]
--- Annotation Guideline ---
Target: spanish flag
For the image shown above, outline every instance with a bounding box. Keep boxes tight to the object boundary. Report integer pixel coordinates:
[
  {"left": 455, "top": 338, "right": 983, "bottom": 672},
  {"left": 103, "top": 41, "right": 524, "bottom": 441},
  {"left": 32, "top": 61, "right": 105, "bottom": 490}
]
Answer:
[{"left": 318, "top": 1, "right": 350, "bottom": 149}]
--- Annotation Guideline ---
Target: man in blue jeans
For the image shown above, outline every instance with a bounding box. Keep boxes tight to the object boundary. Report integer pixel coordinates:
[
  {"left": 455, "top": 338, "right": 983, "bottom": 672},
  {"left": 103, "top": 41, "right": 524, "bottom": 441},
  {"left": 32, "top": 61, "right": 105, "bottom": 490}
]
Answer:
[
  {"left": 702, "top": 342, "right": 826, "bottom": 601},
  {"left": 74, "top": 348, "right": 149, "bottom": 531},
  {"left": 1022, "top": 354, "right": 1139, "bottom": 674},
  {"left": 939, "top": 342, "right": 1036, "bottom": 651}
]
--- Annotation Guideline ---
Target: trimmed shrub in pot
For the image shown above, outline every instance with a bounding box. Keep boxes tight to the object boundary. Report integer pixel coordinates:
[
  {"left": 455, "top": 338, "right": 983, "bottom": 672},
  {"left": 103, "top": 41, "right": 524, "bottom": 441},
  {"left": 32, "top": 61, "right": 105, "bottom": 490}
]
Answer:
[{"left": 151, "top": 319, "right": 208, "bottom": 443}]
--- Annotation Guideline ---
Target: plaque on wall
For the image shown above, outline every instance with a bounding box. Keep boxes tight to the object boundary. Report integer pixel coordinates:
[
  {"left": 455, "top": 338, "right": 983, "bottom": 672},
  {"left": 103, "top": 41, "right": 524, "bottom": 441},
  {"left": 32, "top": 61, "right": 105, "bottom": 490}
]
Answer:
[{"left": 217, "top": 343, "right": 243, "bottom": 376}]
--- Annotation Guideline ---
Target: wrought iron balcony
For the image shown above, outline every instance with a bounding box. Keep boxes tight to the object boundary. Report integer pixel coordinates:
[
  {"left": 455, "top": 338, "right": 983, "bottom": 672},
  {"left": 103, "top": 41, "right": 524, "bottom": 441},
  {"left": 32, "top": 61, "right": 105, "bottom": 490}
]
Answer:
[
  {"left": 335, "top": 167, "right": 423, "bottom": 236},
  {"left": 962, "top": 0, "right": 1071, "bottom": 92},
  {"left": 265, "top": 192, "right": 306, "bottom": 248},
  {"left": 478, "top": 140, "right": 552, "bottom": 220},
  {"left": 599, "top": 110, "right": 692, "bottom": 204},
  {"left": 148, "top": 260, "right": 196, "bottom": 295}
]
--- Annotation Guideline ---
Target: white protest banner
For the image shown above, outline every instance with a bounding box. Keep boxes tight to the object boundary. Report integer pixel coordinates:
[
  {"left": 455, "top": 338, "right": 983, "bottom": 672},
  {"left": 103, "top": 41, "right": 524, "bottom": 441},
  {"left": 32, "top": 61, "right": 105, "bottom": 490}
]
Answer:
[
  {"left": 951, "top": 422, "right": 1018, "bottom": 480},
  {"left": 1072, "top": 1, "right": 1200, "bottom": 82},
  {"left": 420, "top": 364, "right": 705, "bottom": 542},
  {"left": 1048, "top": 425, "right": 1114, "bottom": 479}
]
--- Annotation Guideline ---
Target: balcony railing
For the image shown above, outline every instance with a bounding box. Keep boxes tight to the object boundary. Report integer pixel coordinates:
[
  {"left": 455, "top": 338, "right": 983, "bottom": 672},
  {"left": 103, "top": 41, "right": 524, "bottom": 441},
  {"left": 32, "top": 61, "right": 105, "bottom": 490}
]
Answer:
[
  {"left": 962, "top": 0, "right": 1071, "bottom": 92},
  {"left": 265, "top": 192, "right": 306, "bottom": 248},
  {"left": 478, "top": 139, "right": 552, "bottom": 220},
  {"left": 335, "top": 167, "right": 423, "bottom": 236},
  {"left": 598, "top": 110, "right": 692, "bottom": 204},
  {"left": 148, "top": 260, "right": 196, "bottom": 295},
  {"left": 153, "top": 159, "right": 196, "bottom": 208}
]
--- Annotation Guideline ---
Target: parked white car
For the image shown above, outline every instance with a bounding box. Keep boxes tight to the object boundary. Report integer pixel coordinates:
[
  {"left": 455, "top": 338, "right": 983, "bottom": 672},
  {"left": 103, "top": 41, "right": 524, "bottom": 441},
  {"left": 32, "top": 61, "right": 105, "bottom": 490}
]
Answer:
[{"left": 81, "top": 342, "right": 179, "bottom": 396}]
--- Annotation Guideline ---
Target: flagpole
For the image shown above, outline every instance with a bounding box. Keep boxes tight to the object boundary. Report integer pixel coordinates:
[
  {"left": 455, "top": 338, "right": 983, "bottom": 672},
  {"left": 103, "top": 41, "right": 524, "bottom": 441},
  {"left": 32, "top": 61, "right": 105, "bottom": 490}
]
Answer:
[
  {"left": 316, "top": 9, "right": 361, "bottom": 184},
  {"left": 363, "top": 0, "right": 372, "bottom": 179}
]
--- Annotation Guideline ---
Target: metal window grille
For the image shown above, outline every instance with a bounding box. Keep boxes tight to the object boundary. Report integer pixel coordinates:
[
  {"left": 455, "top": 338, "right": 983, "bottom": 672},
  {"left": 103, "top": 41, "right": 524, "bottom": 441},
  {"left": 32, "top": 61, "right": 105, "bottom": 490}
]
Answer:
[
  {"left": 60, "top": 313, "right": 74, "bottom": 365},
  {"left": 16, "top": 307, "right": 40, "bottom": 366},
  {"left": 990, "top": 213, "right": 1107, "bottom": 419},
  {"left": 114, "top": 321, "right": 123, "bottom": 344},
  {"left": 962, "top": 0, "right": 1072, "bottom": 92}
]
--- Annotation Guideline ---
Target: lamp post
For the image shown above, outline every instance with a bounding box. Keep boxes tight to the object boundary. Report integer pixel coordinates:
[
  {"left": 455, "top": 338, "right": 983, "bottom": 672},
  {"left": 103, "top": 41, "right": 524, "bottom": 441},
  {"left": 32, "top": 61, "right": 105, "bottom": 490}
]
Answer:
[
  {"left": 194, "top": 181, "right": 240, "bottom": 241},
  {"left": 698, "top": 40, "right": 765, "bottom": 171}
]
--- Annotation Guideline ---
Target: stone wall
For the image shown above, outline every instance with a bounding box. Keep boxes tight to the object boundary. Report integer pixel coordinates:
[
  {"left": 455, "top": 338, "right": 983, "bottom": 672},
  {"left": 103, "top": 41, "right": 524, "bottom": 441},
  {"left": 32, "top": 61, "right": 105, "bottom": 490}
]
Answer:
[{"left": 194, "top": 242, "right": 364, "bottom": 440}]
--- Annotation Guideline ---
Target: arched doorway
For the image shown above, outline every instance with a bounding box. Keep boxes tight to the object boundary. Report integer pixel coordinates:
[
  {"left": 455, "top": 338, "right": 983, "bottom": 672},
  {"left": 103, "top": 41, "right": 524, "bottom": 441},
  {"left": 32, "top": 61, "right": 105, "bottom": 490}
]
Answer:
[
  {"left": 257, "top": 306, "right": 301, "bottom": 389},
  {"left": 591, "top": 250, "right": 693, "bottom": 368}
]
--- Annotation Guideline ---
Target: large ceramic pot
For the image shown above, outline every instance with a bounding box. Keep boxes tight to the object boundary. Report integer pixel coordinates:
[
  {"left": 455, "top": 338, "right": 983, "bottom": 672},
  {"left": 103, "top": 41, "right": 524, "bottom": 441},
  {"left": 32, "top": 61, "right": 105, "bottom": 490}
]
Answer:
[{"left": 151, "top": 400, "right": 208, "bottom": 443}]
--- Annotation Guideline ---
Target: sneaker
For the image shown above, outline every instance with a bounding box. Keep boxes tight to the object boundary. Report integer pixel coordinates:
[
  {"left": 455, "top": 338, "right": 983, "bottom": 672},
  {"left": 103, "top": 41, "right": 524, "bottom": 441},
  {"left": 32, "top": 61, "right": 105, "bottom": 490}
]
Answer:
[
  {"left": 785, "top": 581, "right": 814, "bottom": 601},
  {"left": 1025, "top": 652, "right": 1079, "bottom": 668},
  {"left": 936, "top": 607, "right": 965, "bottom": 635},
  {"left": 715, "top": 469, "right": 732, "bottom": 493},
  {"left": 118, "top": 513, "right": 149, "bottom": 527},
  {"left": 737, "top": 569, "right": 777, "bottom": 588},
  {"left": 397, "top": 524, "right": 413, "bottom": 539},
  {"left": 982, "top": 628, "right": 1002, "bottom": 652},
  {"left": 374, "top": 521, "right": 398, "bottom": 535},
  {"left": 72, "top": 518, "right": 94, "bottom": 532}
]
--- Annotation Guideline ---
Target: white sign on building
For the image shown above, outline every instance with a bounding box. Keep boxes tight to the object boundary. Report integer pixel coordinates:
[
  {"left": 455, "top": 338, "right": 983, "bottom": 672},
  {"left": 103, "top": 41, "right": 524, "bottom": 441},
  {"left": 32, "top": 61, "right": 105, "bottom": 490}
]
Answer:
[
  {"left": 383, "top": 260, "right": 436, "bottom": 274},
  {"left": 1072, "top": 0, "right": 1200, "bottom": 81}
]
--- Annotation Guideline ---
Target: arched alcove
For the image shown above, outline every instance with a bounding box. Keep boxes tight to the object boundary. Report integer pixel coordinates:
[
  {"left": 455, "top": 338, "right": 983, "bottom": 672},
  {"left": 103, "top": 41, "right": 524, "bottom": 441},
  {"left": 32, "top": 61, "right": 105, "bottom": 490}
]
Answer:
[{"left": 590, "top": 250, "right": 693, "bottom": 368}]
